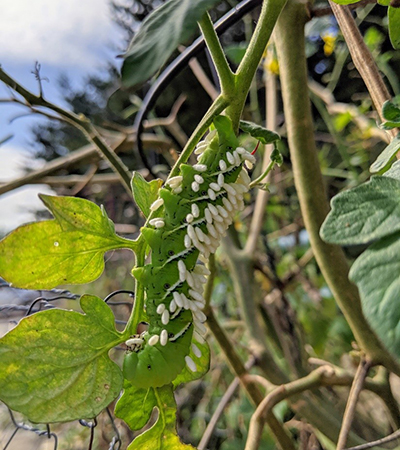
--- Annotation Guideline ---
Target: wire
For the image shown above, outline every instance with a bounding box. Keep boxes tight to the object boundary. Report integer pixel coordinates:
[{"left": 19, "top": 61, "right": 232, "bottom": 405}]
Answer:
[{"left": 133, "top": 0, "right": 262, "bottom": 176}]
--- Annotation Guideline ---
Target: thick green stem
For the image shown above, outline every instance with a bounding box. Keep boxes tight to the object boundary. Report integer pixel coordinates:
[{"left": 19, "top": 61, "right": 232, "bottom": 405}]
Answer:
[
  {"left": 168, "top": 95, "right": 228, "bottom": 179},
  {"left": 198, "top": 13, "right": 235, "bottom": 95},
  {"left": 274, "top": 0, "right": 400, "bottom": 375},
  {"left": 227, "top": 0, "right": 287, "bottom": 129}
]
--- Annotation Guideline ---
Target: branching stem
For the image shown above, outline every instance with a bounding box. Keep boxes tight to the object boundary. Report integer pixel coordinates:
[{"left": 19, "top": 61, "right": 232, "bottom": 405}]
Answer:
[{"left": 0, "top": 67, "right": 133, "bottom": 196}]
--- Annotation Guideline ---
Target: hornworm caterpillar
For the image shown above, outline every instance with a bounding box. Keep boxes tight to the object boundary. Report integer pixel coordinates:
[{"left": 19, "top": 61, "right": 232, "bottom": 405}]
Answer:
[{"left": 123, "top": 115, "right": 255, "bottom": 388}]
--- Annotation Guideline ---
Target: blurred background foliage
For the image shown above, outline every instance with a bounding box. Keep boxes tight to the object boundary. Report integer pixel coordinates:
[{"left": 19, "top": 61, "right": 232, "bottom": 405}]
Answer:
[{"left": 2, "top": 0, "right": 400, "bottom": 449}]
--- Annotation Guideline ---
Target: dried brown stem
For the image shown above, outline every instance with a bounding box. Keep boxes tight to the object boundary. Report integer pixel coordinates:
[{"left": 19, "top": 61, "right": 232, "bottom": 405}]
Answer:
[
  {"left": 328, "top": 1, "right": 396, "bottom": 137},
  {"left": 337, "top": 358, "right": 371, "bottom": 450},
  {"left": 344, "top": 429, "right": 400, "bottom": 450},
  {"left": 244, "top": 69, "right": 277, "bottom": 256}
]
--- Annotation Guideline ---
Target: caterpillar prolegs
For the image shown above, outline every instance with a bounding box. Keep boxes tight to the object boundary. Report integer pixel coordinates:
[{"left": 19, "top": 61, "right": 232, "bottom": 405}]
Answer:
[{"left": 123, "top": 116, "right": 255, "bottom": 388}]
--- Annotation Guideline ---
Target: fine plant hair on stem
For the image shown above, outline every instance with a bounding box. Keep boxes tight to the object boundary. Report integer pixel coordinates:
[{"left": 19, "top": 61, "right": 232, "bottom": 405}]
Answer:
[
  {"left": 274, "top": 0, "right": 400, "bottom": 375},
  {"left": 133, "top": 0, "right": 263, "bottom": 177}
]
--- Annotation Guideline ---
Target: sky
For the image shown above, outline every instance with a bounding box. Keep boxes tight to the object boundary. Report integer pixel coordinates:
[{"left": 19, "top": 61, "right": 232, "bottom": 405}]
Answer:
[{"left": 0, "top": 0, "right": 125, "bottom": 232}]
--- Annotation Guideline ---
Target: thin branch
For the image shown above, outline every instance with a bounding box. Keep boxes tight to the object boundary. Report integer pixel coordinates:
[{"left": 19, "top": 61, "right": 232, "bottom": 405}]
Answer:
[
  {"left": 344, "top": 429, "right": 400, "bottom": 450},
  {"left": 0, "top": 67, "right": 133, "bottom": 195},
  {"left": 328, "top": 1, "right": 397, "bottom": 137},
  {"left": 198, "top": 358, "right": 256, "bottom": 450},
  {"left": 202, "top": 255, "right": 295, "bottom": 450},
  {"left": 337, "top": 358, "right": 371, "bottom": 450},
  {"left": 308, "top": 79, "right": 389, "bottom": 143},
  {"left": 206, "top": 308, "right": 296, "bottom": 450},
  {"left": 310, "top": 0, "right": 377, "bottom": 18},
  {"left": 0, "top": 134, "right": 172, "bottom": 196},
  {"left": 144, "top": 94, "right": 188, "bottom": 147},
  {"left": 143, "top": 94, "right": 187, "bottom": 129},
  {"left": 187, "top": 56, "right": 219, "bottom": 100},
  {"left": 198, "top": 12, "right": 235, "bottom": 95},
  {"left": 244, "top": 69, "right": 277, "bottom": 255}
]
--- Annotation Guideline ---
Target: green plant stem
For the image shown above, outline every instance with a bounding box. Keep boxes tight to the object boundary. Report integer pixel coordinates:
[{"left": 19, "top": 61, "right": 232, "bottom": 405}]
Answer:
[
  {"left": 249, "top": 160, "right": 275, "bottom": 188},
  {"left": 0, "top": 67, "right": 133, "bottom": 196},
  {"left": 125, "top": 242, "right": 146, "bottom": 335},
  {"left": 168, "top": 95, "right": 228, "bottom": 179},
  {"left": 198, "top": 12, "right": 235, "bottom": 95},
  {"left": 228, "top": 0, "right": 287, "bottom": 129},
  {"left": 274, "top": 0, "right": 400, "bottom": 375}
]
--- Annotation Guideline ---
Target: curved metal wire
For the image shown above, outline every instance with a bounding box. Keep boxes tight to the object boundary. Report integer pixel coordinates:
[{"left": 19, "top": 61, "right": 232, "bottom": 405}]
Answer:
[
  {"left": 103, "top": 289, "right": 135, "bottom": 303},
  {"left": 106, "top": 407, "right": 122, "bottom": 450},
  {"left": 133, "top": 0, "right": 263, "bottom": 177},
  {"left": 3, "top": 408, "right": 58, "bottom": 450},
  {"left": 25, "top": 294, "right": 79, "bottom": 316}
]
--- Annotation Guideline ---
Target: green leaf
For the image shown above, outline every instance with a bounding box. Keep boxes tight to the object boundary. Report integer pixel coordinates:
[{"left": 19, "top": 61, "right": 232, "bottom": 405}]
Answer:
[
  {"left": 225, "top": 43, "right": 248, "bottom": 65},
  {"left": 350, "top": 232, "right": 400, "bottom": 359},
  {"left": 0, "top": 295, "right": 125, "bottom": 423},
  {"left": 370, "top": 134, "right": 400, "bottom": 173},
  {"left": 0, "top": 195, "right": 136, "bottom": 289},
  {"left": 320, "top": 176, "right": 400, "bottom": 245},
  {"left": 271, "top": 147, "right": 283, "bottom": 166},
  {"left": 121, "top": 0, "right": 220, "bottom": 89},
  {"left": 115, "top": 382, "right": 156, "bottom": 431},
  {"left": 383, "top": 160, "right": 400, "bottom": 180},
  {"left": 131, "top": 172, "right": 163, "bottom": 218},
  {"left": 239, "top": 120, "right": 280, "bottom": 145},
  {"left": 127, "top": 385, "right": 194, "bottom": 450},
  {"left": 389, "top": 6, "right": 400, "bottom": 49},
  {"left": 377, "top": 0, "right": 390, "bottom": 5},
  {"left": 382, "top": 100, "right": 400, "bottom": 123},
  {"left": 173, "top": 338, "right": 210, "bottom": 387}
]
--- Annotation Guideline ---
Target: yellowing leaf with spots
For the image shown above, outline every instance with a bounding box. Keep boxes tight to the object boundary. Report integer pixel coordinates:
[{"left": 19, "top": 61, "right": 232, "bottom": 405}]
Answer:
[
  {"left": 0, "top": 194, "right": 137, "bottom": 289},
  {"left": 127, "top": 385, "right": 194, "bottom": 450},
  {"left": 0, "top": 295, "right": 126, "bottom": 423}
]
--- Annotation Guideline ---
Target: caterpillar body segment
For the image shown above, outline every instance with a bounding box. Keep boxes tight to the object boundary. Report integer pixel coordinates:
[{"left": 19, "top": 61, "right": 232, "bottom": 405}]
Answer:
[
  {"left": 123, "top": 313, "right": 194, "bottom": 389},
  {"left": 124, "top": 116, "right": 255, "bottom": 388}
]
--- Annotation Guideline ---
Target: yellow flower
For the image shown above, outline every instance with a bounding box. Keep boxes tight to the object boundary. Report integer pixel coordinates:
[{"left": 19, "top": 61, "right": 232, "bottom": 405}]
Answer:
[{"left": 321, "top": 33, "right": 336, "bottom": 57}]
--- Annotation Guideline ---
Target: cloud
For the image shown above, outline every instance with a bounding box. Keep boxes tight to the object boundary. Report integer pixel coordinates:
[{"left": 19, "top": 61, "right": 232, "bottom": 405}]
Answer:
[
  {"left": 0, "top": 0, "right": 121, "bottom": 68},
  {"left": 0, "top": 145, "right": 54, "bottom": 232}
]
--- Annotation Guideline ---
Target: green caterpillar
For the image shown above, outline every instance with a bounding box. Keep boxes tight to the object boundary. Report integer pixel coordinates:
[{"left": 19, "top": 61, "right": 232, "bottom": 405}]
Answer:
[{"left": 123, "top": 116, "right": 255, "bottom": 389}]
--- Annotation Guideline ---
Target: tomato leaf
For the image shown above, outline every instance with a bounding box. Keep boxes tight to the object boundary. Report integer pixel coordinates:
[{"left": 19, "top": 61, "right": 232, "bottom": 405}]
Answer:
[
  {"left": 0, "top": 195, "right": 136, "bottom": 289},
  {"left": 370, "top": 134, "right": 400, "bottom": 173},
  {"left": 121, "top": 0, "right": 221, "bottom": 89},
  {"left": 127, "top": 385, "right": 194, "bottom": 450},
  {"left": 0, "top": 295, "right": 125, "bottom": 423},
  {"left": 131, "top": 172, "right": 163, "bottom": 218},
  {"left": 114, "top": 382, "right": 156, "bottom": 431},
  {"left": 320, "top": 176, "right": 400, "bottom": 245},
  {"left": 389, "top": 6, "right": 400, "bottom": 49},
  {"left": 383, "top": 160, "right": 400, "bottom": 180},
  {"left": 350, "top": 232, "right": 400, "bottom": 359},
  {"left": 239, "top": 120, "right": 280, "bottom": 145}
]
